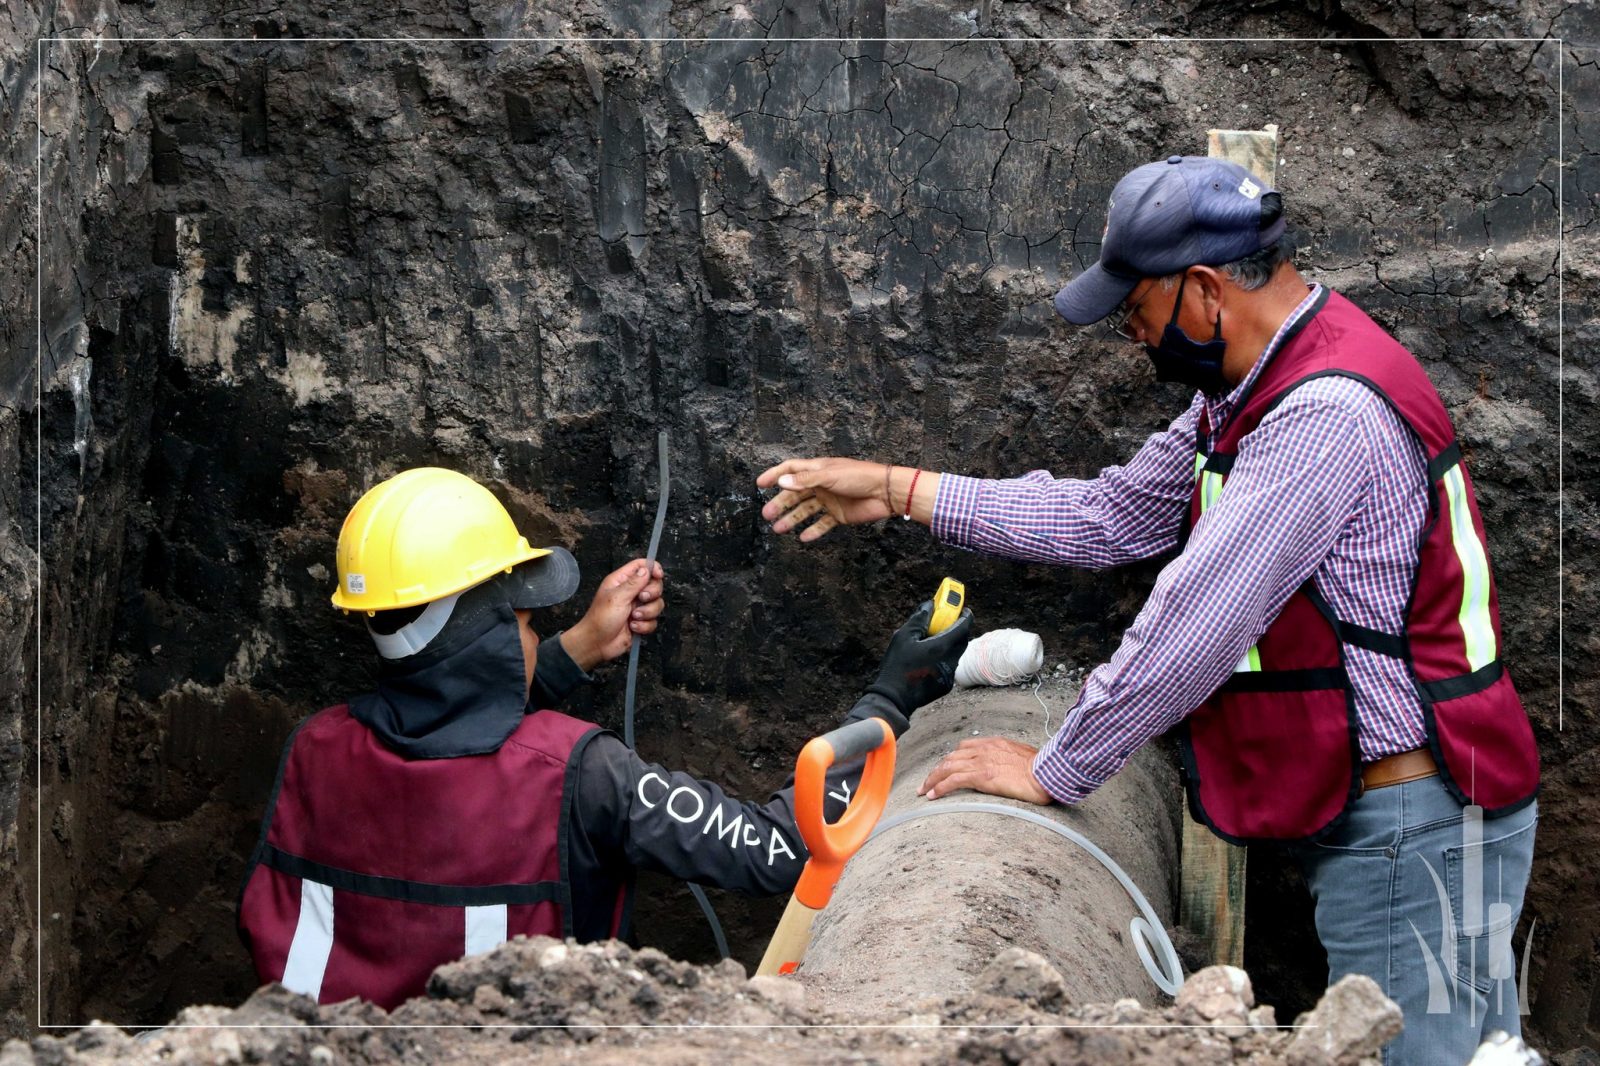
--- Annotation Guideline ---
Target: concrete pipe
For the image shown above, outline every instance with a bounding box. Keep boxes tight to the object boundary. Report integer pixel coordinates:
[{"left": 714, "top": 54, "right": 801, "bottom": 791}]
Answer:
[{"left": 798, "top": 684, "right": 1184, "bottom": 1013}]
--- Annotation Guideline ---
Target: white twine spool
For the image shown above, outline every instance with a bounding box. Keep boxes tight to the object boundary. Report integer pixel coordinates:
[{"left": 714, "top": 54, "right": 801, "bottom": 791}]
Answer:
[{"left": 955, "top": 629, "right": 1045, "bottom": 688}]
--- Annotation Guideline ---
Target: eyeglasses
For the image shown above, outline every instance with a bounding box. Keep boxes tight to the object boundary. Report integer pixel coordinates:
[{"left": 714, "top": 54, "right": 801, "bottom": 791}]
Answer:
[{"left": 1106, "top": 282, "right": 1155, "bottom": 341}]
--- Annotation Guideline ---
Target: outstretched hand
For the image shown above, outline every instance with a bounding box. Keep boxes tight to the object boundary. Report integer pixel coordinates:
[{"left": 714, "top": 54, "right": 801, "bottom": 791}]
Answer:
[
  {"left": 757, "top": 457, "right": 901, "bottom": 541},
  {"left": 918, "top": 736, "right": 1053, "bottom": 804},
  {"left": 563, "top": 559, "right": 666, "bottom": 671}
]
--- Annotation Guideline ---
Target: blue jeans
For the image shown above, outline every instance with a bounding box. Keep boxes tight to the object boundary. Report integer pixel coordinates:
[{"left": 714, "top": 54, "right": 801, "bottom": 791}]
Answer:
[{"left": 1291, "top": 775, "right": 1538, "bottom": 1066}]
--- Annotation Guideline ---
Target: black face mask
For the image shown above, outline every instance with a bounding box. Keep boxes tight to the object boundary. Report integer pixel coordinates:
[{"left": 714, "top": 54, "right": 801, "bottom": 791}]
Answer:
[{"left": 1144, "top": 272, "right": 1231, "bottom": 395}]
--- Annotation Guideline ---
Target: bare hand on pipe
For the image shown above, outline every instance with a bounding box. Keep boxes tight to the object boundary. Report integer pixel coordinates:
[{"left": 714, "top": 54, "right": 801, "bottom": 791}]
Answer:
[{"left": 918, "top": 736, "right": 1053, "bottom": 804}]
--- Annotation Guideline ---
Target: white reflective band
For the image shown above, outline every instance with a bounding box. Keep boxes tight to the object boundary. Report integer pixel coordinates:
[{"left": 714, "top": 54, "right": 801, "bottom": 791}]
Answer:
[
  {"left": 464, "top": 905, "right": 507, "bottom": 958},
  {"left": 1199, "top": 470, "right": 1224, "bottom": 514},
  {"left": 1443, "top": 466, "right": 1495, "bottom": 671},
  {"left": 368, "top": 592, "right": 462, "bottom": 660},
  {"left": 281, "top": 879, "right": 335, "bottom": 1001},
  {"left": 1234, "top": 645, "right": 1262, "bottom": 674}
]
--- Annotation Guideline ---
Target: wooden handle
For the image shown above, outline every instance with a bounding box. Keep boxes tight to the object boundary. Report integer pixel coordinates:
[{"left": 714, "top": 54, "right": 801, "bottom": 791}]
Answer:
[
  {"left": 1173, "top": 126, "right": 1272, "bottom": 972},
  {"left": 756, "top": 894, "right": 822, "bottom": 976}
]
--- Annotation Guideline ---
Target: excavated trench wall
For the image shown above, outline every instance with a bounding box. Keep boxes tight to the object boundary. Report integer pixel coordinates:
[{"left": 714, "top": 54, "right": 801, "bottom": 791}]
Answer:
[{"left": 3, "top": 0, "right": 1596, "bottom": 1050}]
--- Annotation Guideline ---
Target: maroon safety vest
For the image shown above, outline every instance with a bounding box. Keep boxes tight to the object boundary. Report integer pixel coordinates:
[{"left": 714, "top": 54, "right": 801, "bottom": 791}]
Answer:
[
  {"left": 1176, "top": 289, "right": 1540, "bottom": 843},
  {"left": 238, "top": 705, "right": 624, "bottom": 1009}
]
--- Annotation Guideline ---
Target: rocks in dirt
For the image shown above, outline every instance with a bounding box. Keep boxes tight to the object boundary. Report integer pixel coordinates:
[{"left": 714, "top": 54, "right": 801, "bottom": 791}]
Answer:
[
  {"left": 0, "top": 1022, "right": 136, "bottom": 1065},
  {"left": 1177, "top": 965, "right": 1255, "bottom": 1026},
  {"left": 976, "top": 948, "right": 1070, "bottom": 1012},
  {"left": 11, "top": 943, "right": 1408, "bottom": 1065},
  {"left": 420, "top": 936, "right": 788, "bottom": 1027},
  {"left": 1285, "top": 974, "right": 1403, "bottom": 1066},
  {"left": 203, "top": 982, "right": 321, "bottom": 1025},
  {"left": 1111, "top": 996, "right": 1144, "bottom": 1022}
]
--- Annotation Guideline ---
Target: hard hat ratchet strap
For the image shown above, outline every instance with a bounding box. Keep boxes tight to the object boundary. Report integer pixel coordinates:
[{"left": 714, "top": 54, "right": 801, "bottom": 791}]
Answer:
[{"left": 368, "top": 592, "right": 462, "bottom": 660}]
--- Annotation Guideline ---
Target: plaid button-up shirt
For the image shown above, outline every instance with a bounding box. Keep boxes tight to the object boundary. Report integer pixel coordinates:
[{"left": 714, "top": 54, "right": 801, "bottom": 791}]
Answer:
[{"left": 932, "top": 286, "right": 1431, "bottom": 804}]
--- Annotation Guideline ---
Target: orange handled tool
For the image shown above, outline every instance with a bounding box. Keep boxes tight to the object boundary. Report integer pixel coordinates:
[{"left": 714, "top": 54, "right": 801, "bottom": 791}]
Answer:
[{"left": 756, "top": 715, "right": 897, "bottom": 976}]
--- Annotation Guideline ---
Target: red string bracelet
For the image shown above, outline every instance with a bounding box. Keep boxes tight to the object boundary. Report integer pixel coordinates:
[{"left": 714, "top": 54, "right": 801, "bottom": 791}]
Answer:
[{"left": 905, "top": 469, "right": 921, "bottom": 519}]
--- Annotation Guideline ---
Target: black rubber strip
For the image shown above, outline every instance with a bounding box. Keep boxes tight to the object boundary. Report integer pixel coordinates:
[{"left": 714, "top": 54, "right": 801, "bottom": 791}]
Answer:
[
  {"left": 620, "top": 432, "right": 731, "bottom": 961},
  {"left": 1220, "top": 666, "right": 1348, "bottom": 693},
  {"left": 1427, "top": 440, "right": 1463, "bottom": 483},
  {"left": 263, "top": 845, "right": 561, "bottom": 907},
  {"left": 1417, "top": 660, "right": 1503, "bottom": 703},
  {"left": 1337, "top": 622, "right": 1409, "bottom": 659}
]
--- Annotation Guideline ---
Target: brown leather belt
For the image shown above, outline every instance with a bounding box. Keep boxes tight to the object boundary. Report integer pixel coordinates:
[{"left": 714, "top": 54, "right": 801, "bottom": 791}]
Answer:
[{"left": 1360, "top": 748, "right": 1438, "bottom": 794}]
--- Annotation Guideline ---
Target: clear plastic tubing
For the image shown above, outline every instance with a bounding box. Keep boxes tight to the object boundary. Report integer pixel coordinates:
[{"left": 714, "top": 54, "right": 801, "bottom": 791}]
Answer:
[
  {"left": 869, "top": 801, "right": 1185, "bottom": 996},
  {"left": 623, "top": 430, "right": 730, "bottom": 960}
]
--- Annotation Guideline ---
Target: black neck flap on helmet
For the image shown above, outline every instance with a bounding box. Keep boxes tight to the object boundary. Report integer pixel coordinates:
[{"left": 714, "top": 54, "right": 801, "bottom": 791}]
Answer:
[{"left": 349, "top": 572, "right": 531, "bottom": 759}]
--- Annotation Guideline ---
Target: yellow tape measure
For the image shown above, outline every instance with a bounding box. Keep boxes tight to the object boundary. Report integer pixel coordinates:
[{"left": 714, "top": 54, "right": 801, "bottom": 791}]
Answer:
[{"left": 927, "top": 577, "right": 966, "bottom": 636}]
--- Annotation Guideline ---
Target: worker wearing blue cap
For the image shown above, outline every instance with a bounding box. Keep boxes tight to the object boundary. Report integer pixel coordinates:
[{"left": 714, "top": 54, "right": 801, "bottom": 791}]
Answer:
[{"left": 759, "top": 155, "right": 1538, "bottom": 1065}]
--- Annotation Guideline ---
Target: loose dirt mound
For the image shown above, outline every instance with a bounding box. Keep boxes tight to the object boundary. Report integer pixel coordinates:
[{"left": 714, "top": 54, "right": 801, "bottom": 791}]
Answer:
[{"left": 5, "top": 937, "right": 1410, "bottom": 1065}]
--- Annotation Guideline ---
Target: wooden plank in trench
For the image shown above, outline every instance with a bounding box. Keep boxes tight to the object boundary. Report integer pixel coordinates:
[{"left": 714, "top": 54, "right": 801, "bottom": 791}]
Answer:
[{"left": 1177, "top": 125, "right": 1279, "bottom": 970}]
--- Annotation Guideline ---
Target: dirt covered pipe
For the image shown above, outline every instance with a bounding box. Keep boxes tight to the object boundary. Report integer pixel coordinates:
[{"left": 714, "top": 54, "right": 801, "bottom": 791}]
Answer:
[{"left": 797, "top": 684, "right": 1183, "bottom": 1013}]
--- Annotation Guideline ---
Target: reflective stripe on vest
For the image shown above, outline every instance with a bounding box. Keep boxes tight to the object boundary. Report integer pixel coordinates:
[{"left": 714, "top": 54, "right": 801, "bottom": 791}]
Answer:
[
  {"left": 278, "top": 877, "right": 510, "bottom": 999},
  {"left": 281, "top": 878, "right": 335, "bottom": 1000},
  {"left": 1194, "top": 451, "right": 1261, "bottom": 674},
  {"left": 1200, "top": 443, "right": 1496, "bottom": 678},
  {"left": 239, "top": 706, "right": 620, "bottom": 1010},
  {"left": 464, "top": 905, "right": 509, "bottom": 957},
  {"left": 1441, "top": 462, "right": 1496, "bottom": 670},
  {"left": 1176, "top": 290, "right": 1537, "bottom": 840}
]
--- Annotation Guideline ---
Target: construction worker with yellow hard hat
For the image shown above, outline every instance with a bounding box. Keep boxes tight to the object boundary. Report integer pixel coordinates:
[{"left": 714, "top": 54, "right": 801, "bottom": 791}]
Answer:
[{"left": 238, "top": 467, "right": 972, "bottom": 1010}]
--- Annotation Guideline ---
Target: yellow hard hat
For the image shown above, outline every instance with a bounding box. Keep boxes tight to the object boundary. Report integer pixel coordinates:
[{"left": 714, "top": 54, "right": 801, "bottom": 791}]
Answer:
[{"left": 332, "top": 467, "right": 549, "bottom": 613}]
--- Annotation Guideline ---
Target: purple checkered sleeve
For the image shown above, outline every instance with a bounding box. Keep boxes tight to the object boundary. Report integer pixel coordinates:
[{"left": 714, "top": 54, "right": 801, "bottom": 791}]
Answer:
[
  {"left": 931, "top": 395, "right": 1204, "bottom": 569},
  {"left": 1028, "top": 391, "right": 1383, "bottom": 801},
  {"left": 930, "top": 287, "right": 1430, "bottom": 804}
]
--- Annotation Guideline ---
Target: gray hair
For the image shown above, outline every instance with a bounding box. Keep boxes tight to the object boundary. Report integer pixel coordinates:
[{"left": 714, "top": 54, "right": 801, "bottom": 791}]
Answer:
[
  {"left": 1158, "top": 229, "right": 1298, "bottom": 293},
  {"left": 1220, "top": 229, "right": 1299, "bottom": 290}
]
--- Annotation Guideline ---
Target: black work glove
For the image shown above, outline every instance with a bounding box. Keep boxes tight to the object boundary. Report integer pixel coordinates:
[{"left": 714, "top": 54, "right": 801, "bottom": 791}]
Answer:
[{"left": 861, "top": 600, "right": 974, "bottom": 718}]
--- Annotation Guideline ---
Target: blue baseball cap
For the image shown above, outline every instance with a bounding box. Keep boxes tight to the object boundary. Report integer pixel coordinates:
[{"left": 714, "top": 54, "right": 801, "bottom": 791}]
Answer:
[{"left": 1054, "top": 155, "right": 1286, "bottom": 325}]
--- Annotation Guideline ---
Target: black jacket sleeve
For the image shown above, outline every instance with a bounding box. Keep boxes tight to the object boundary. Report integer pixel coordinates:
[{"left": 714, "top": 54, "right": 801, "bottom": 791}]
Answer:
[
  {"left": 531, "top": 631, "right": 593, "bottom": 709},
  {"left": 570, "top": 694, "right": 910, "bottom": 897}
]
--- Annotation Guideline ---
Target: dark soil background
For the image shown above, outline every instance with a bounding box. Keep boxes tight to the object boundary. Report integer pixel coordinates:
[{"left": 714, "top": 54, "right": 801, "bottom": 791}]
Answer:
[{"left": 2, "top": 0, "right": 1595, "bottom": 1055}]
